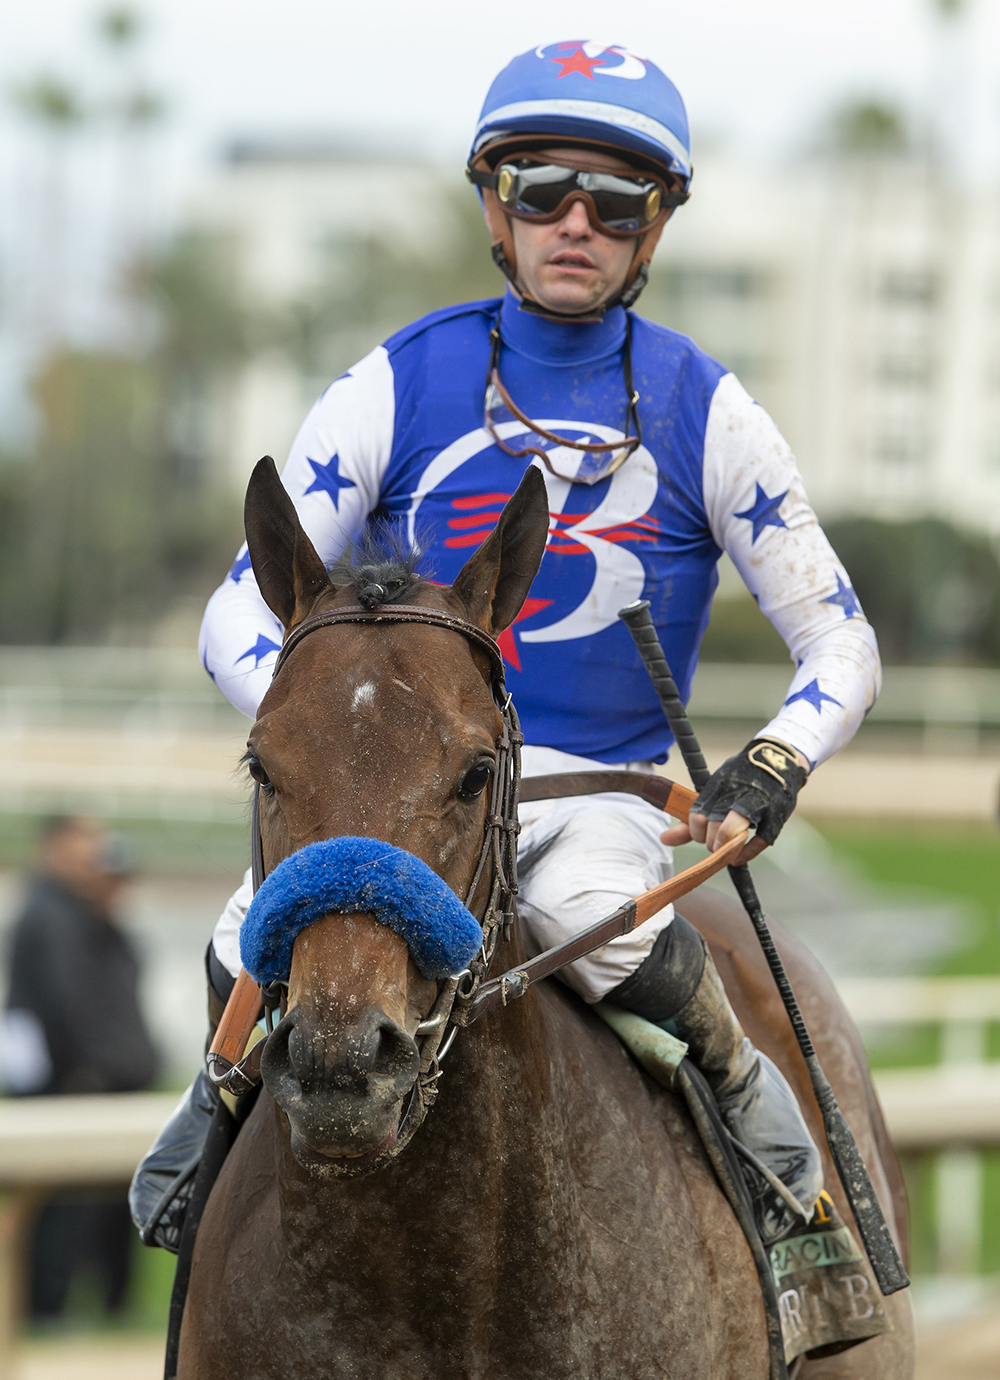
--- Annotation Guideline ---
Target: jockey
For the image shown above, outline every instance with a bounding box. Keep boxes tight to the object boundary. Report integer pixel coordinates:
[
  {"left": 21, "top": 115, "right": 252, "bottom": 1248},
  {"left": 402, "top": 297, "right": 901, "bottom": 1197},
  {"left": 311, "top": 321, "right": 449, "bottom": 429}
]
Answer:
[{"left": 133, "top": 42, "right": 880, "bottom": 1253}]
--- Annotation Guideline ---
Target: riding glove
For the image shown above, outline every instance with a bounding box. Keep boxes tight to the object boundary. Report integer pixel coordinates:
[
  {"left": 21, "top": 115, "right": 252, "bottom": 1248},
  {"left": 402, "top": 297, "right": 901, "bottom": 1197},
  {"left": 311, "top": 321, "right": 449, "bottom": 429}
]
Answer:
[{"left": 692, "top": 737, "right": 808, "bottom": 846}]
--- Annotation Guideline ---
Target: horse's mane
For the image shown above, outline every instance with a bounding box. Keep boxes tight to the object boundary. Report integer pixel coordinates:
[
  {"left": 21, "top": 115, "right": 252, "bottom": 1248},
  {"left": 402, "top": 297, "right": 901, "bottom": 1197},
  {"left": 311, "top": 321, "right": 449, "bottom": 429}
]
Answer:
[{"left": 332, "top": 524, "right": 428, "bottom": 610}]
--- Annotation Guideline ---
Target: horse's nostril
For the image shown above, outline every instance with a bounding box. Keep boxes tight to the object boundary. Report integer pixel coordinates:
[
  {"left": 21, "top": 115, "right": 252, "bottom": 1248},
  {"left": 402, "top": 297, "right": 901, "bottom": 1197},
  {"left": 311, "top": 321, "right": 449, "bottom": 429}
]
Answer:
[
  {"left": 282, "top": 1007, "right": 419, "bottom": 1096},
  {"left": 370, "top": 1017, "right": 420, "bottom": 1083}
]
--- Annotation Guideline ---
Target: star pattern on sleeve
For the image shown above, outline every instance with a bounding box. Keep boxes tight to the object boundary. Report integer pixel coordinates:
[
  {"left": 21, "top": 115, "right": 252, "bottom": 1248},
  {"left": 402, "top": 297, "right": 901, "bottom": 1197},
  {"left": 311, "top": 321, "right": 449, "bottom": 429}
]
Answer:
[
  {"left": 228, "top": 549, "right": 252, "bottom": 584},
  {"left": 783, "top": 679, "right": 843, "bottom": 714},
  {"left": 733, "top": 484, "right": 788, "bottom": 544},
  {"left": 235, "top": 634, "right": 282, "bottom": 668},
  {"left": 304, "top": 452, "right": 357, "bottom": 510},
  {"left": 821, "top": 573, "right": 861, "bottom": 618}
]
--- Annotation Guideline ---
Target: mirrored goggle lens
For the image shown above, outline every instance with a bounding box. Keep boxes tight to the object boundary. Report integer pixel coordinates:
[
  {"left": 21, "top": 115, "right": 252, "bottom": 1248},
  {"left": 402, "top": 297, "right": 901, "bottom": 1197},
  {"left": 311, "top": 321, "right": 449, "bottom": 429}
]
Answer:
[
  {"left": 484, "top": 381, "right": 633, "bottom": 486},
  {"left": 495, "top": 163, "right": 661, "bottom": 233}
]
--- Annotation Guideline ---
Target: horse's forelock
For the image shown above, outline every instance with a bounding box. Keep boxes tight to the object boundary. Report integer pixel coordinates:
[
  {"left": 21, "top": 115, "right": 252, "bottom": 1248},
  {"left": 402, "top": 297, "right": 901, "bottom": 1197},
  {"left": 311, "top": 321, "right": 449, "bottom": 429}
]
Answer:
[{"left": 332, "top": 524, "right": 428, "bottom": 610}]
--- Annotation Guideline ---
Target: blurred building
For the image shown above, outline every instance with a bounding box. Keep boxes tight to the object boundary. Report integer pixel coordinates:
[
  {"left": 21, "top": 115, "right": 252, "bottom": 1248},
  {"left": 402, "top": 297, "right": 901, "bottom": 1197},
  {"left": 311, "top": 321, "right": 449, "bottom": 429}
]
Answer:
[
  {"left": 184, "top": 140, "right": 1000, "bottom": 535},
  {"left": 184, "top": 137, "right": 465, "bottom": 490},
  {"left": 647, "top": 151, "right": 1000, "bottom": 536}
]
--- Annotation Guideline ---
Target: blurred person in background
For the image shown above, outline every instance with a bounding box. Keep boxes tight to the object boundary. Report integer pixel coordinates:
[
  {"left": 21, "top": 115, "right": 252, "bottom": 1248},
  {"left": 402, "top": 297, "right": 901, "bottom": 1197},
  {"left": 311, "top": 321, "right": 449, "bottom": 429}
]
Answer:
[
  {"left": 1, "top": 815, "right": 158, "bottom": 1323},
  {"left": 135, "top": 42, "right": 881, "bottom": 1260}
]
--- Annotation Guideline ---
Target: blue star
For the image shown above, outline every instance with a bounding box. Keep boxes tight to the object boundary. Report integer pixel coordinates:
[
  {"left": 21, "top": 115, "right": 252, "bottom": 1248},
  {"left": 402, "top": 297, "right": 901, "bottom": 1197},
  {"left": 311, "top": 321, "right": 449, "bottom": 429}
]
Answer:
[
  {"left": 822, "top": 573, "right": 861, "bottom": 618},
  {"left": 304, "top": 453, "right": 356, "bottom": 509},
  {"left": 201, "top": 650, "right": 216, "bottom": 684},
  {"left": 734, "top": 484, "right": 788, "bottom": 544},
  {"left": 236, "top": 634, "right": 282, "bottom": 668},
  {"left": 228, "top": 548, "right": 252, "bottom": 584},
  {"left": 784, "top": 679, "right": 842, "bottom": 714}
]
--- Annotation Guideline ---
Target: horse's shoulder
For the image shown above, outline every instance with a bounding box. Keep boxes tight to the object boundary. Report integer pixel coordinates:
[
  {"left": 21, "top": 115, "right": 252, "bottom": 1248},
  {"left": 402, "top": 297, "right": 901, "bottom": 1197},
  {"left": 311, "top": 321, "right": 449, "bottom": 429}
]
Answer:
[{"left": 532, "top": 978, "right": 704, "bottom": 1152}]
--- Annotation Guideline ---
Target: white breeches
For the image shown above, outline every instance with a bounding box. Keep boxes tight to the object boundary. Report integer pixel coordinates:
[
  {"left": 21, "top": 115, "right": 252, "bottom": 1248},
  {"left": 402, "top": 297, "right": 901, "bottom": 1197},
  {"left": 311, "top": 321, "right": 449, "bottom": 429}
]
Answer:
[{"left": 211, "top": 792, "right": 674, "bottom": 1007}]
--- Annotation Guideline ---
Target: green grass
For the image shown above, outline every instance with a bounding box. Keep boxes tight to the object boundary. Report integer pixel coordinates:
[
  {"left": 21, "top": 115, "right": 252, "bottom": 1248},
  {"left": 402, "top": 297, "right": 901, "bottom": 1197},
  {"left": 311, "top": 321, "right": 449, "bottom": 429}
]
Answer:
[
  {"left": 811, "top": 817, "right": 1000, "bottom": 1273},
  {"left": 811, "top": 817, "right": 1000, "bottom": 976}
]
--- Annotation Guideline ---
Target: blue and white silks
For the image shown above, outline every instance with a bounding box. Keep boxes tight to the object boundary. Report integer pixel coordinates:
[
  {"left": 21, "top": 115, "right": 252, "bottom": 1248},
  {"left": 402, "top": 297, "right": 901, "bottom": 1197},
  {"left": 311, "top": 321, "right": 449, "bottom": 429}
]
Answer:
[
  {"left": 201, "top": 290, "right": 880, "bottom": 771},
  {"left": 240, "top": 837, "right": 483, "bottom": 984}
]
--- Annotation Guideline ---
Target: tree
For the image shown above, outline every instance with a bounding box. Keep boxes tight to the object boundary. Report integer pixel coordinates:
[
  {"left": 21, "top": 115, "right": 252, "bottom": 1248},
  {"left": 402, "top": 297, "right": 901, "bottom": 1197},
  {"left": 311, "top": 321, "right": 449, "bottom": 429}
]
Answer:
[
  {"left": 827, "top": 100, "right": 910, "bottom": 156},
  {"left": 0, "top": 231, "right": 252, "bottom": 644},
  {"left": 824, "top": 518, "right": 1000, "bottom": 665},
  {"left": 9, "top": 75, "right": 87, "bottom": 347}
]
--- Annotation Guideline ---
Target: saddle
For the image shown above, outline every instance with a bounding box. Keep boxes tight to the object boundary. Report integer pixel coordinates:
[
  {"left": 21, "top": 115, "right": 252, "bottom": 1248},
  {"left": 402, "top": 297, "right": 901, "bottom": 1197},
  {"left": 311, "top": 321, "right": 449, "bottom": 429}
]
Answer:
[{"left": 592, "top": 1003, "right": 890, "bottom": 1368}]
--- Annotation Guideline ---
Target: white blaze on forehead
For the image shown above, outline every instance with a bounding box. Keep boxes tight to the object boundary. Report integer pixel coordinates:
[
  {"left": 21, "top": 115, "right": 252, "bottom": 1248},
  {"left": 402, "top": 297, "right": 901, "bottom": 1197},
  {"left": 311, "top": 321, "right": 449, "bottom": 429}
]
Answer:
[{"left": 351, "top": 681, "right": 376, "bottom": 712}]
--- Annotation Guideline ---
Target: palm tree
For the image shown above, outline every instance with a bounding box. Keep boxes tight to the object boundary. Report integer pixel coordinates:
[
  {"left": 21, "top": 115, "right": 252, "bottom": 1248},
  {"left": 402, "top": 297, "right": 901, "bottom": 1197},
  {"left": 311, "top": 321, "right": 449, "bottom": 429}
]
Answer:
[{"left": 10, "top": 76, "right": 86, "bottom": 347}]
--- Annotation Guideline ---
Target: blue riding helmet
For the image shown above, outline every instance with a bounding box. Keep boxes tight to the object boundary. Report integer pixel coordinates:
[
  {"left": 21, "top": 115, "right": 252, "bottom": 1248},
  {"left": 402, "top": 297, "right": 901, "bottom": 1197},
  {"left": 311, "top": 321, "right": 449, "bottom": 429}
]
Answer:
[
  {"left": 471, "top": 41, "right": 692, "bottom": 188},
  {"left": 468, "top": 42, "right": 692, "bottom": 317}
]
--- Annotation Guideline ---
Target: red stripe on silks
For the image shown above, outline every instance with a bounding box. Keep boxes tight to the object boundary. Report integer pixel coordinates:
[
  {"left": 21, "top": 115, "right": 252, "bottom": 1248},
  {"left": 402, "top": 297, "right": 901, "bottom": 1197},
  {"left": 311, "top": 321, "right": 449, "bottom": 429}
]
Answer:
[
  {"left": 451, "top": 493, "right": 512, "bottom": 509},
  {"left": 546, "top": 542, "right": 590, "bottom": 555},
  {"left": 447, "top": 511, "right": 505, "bottom": 531},
  {"left": 445, "top": 531, "right": 495, "bottom": 548},
  {"left": 590, "top": 529, "right": 657, "bottom": 545},
  {"left": 496, "top": 598, "right": 554, "bottom": 671}
]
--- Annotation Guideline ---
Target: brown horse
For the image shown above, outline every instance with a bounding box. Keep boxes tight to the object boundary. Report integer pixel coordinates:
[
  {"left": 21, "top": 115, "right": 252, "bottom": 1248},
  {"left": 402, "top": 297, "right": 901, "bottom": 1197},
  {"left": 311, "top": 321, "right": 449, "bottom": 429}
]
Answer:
[{"left": 179, "top": 460, "right": 914, "bottom": 1379}]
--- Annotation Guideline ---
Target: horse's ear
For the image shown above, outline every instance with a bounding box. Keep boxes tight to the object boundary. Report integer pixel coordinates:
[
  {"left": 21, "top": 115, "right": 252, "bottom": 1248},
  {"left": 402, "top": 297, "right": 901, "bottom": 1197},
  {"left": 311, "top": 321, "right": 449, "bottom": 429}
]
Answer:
[
  {"left": 451, "top": 466, "right": 549, "bottom": 635},
  {"left": 244, "top": 456, "right": 331, "bottom": 629}
]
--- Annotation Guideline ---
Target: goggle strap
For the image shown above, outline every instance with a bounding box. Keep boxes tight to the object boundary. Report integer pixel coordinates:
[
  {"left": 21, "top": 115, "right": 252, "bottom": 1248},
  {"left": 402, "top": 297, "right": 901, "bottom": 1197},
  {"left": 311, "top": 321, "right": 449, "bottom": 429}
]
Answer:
[
  {"left": 621, "top": 316, "right": 643, "bottom": 452},
  {"left": 467, "top": 167, "right": 499, "bottom": 191},
  {"left": 489, "top": 370, "right": 632, "bottom": 456},
  {"left": 485, "top": 314, "right": 643, "bottom": 475}
]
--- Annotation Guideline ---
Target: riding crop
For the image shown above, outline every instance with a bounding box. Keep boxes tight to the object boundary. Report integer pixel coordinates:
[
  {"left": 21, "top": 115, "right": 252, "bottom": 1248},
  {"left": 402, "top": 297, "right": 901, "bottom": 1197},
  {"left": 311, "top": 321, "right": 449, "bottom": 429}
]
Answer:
[{"left": 618, "top": 599, "right": 909, "bottom": 1297}]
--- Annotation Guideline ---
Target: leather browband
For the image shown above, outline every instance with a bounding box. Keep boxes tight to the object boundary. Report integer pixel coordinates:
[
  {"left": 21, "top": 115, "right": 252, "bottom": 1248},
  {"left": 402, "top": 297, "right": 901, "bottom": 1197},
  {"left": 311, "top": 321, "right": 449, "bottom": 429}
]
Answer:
[{"left": 273, "top": 604, "right": 507, "bottom": 691}]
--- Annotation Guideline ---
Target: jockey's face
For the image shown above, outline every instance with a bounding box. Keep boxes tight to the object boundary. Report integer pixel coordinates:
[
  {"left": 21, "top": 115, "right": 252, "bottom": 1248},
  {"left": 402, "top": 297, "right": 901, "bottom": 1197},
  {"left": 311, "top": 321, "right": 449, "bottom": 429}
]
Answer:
[{"left": 509, "top": 145, "right": 640, "bottom": 316}]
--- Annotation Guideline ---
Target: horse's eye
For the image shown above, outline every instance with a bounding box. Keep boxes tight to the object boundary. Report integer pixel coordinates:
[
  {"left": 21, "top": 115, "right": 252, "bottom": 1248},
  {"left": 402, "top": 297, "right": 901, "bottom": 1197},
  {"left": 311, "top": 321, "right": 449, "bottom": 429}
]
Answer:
[
  {"left": 246, "top": 753, "right": 275, "bottom": 796},
  {"left": 458, "top": 760, "right": 494, "bottom": 800}
]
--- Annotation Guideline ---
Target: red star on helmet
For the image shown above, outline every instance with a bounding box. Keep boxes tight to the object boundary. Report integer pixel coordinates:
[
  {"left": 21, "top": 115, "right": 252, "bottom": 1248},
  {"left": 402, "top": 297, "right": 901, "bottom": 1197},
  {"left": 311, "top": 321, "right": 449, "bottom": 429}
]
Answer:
[{"left": 551, "top": 45, "right": 605, "bottom": 80}]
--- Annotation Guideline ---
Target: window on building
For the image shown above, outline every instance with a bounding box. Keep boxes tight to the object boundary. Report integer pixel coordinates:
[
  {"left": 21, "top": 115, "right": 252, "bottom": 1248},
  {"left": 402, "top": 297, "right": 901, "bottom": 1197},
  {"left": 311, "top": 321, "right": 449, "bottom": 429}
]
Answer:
[
  {"left": 873, "top": 432, "right": 927, "bottom": 465},
  {"left": 659, "top": 265, "right": 771, "bottom": 301},
  {"left": 874, "top": 355, "right": 934, "bottom": 385},
  {"left": 875, "top": 269, "right": 938, "bottom": 306}
]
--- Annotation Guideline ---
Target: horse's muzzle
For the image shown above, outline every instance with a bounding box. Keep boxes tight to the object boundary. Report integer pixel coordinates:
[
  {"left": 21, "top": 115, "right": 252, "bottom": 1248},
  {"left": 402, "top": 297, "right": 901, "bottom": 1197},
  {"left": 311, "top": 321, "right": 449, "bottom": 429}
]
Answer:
[{"left": 261, "top": 1004, "right": 420, "bottom": 1169}]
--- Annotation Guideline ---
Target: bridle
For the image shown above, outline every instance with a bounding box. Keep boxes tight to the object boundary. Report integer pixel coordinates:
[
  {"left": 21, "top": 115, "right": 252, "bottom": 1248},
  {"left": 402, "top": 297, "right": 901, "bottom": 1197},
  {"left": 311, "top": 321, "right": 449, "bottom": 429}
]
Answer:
[{"left": 244, "top": 600, "right": 523, "bottom": 1161}]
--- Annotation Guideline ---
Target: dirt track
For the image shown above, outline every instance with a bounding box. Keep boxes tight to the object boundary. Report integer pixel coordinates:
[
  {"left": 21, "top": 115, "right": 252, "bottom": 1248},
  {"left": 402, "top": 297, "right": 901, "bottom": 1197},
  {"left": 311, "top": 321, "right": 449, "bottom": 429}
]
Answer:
[
  {"left": 914, "top": 1306, "right": 1000, "bottom": 1379},
  {"left": 12, "top": 1312, "right": 1000, "bottom": 1379}
]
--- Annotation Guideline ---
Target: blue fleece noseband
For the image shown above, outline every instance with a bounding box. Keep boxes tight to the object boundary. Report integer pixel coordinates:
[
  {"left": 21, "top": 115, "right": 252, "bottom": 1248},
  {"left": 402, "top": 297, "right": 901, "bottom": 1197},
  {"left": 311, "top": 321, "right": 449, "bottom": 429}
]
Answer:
[{"left": 240, "top": 837, "right": 483, "bottom": 984}]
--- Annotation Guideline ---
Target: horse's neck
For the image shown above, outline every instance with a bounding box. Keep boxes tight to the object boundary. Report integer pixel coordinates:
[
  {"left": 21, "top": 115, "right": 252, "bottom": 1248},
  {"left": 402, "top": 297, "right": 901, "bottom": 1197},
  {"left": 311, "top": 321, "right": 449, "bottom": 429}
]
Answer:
[{"left": 273, "top": 985, "right": 568, "bottom": 1242}]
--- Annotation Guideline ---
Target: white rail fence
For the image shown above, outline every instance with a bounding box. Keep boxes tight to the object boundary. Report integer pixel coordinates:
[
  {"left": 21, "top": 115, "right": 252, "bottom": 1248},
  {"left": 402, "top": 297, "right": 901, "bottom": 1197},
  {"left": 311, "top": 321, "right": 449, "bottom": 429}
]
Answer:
[
  {"left": 2, "top": 650, "right": 999, "bottom": 734},
  {"left": 1, "top": 650, "right": 998, "bottom": 821},
  {"left": 839, "top": 976, "right": 1000, "bottom": 1278}
]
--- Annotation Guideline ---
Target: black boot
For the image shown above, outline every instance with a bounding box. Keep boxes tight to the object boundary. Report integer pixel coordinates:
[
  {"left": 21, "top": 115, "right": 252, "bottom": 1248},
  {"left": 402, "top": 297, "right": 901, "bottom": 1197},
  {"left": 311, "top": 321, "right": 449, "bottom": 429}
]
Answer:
[
  {"left": 607, "top": 917, "right": 823, "bottom": 1245},
  {"left": 129, "top": 1068, "right": 218, "bottom": 1252},
  {"left": 129, "top": 948, "right": 232, "bottom": 1253}
]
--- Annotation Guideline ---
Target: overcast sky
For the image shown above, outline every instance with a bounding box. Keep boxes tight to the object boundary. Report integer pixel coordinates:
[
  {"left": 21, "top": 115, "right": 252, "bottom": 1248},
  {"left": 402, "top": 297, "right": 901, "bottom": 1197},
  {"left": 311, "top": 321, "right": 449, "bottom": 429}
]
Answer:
[{"left": 1, "top": 0, "right": 998, "bottom": 184}]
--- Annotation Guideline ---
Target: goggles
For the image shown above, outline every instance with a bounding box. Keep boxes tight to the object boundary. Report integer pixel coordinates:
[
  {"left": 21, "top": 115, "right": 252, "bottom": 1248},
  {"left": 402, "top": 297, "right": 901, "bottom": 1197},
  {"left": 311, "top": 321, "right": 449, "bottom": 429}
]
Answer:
[
  {"left": 483, "top": 319, "right": 642, "bottom": 487},
  {"left": 468, "top": 158, "right": 686, "bottom": 237}
]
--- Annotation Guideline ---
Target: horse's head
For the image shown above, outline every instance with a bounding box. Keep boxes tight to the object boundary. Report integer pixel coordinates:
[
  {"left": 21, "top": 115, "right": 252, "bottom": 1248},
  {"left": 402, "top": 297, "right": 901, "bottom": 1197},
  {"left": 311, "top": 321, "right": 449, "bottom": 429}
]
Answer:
[{"left": 241, "top": 457, "right": 549, "bottom": 1173}]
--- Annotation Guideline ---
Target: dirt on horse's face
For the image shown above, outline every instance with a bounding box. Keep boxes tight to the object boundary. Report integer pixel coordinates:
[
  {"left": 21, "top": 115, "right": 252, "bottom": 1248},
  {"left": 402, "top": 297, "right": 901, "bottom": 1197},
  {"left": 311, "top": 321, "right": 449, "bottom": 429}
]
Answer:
[
  {"left": 254, "top": 616, "right": 501, "bottom": 1165},
  {"left": 241, "top": 458, "right": 549, "bottom": 1170}
]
